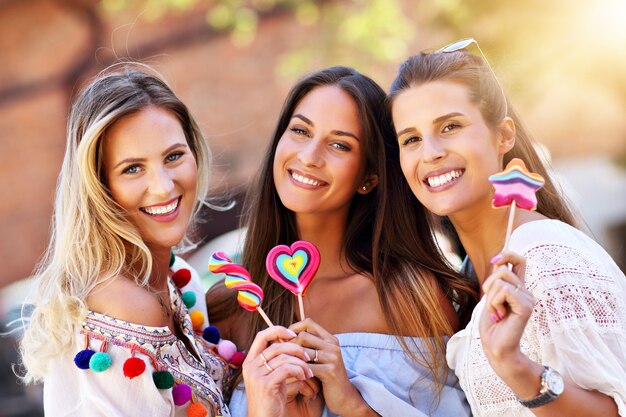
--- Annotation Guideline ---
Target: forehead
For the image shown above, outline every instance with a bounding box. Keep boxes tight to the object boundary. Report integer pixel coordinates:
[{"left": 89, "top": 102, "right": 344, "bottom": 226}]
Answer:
[
  {"left": 393, "top": 80, "right": 473, "bottom": 119},
  {"left": 103, "top": 106, "right": 184, "bottom": 160},
  {"left": 294, "top": 86, "right": 361, "bottom": 131}
]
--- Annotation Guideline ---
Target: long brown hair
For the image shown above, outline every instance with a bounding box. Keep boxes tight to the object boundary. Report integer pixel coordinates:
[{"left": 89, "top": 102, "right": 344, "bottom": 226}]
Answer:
[
  {"left": 388, "top": 50, "right": 577, "bottom": 226},
  {"left": 212, "top": 66, "right": 478, "bottom": 402}
]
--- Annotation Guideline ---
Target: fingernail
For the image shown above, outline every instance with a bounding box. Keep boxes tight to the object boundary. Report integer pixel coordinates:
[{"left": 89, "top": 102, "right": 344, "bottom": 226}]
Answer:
[
  {"left": 308, "top": 368, "right": 314, "bottom": 378},
  {"left": 304, "top": 352, "right": 311, "bottom": 361},
  {"left": 490, "top": 313, "right": 499, "bottom": 323},
  {"left": 286, "top": 329, "right": 297, "bottom": 337},
  {"left": 490, "top": 254, "right": 503, "bottom": 264},
  {"left": 495, "top": 310, "right": 504, "bottom": 321}
]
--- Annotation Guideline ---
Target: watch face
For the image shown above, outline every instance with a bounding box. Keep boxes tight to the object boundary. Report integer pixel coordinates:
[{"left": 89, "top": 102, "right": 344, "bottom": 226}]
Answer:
[{"left": 546, "top": 369, "right": 565, "bottom": 395}]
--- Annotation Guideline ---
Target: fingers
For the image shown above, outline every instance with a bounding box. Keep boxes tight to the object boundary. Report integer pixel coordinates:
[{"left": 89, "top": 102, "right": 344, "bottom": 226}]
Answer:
[
  {"left": 289, "top": 318, "right": 336, "bottom": 343},
  {"left": 490, "top": 250, "right": 526, "bottom": 278},
  {"left": 246, "top": 325, "right": 297, "bottom": 360},
  {"left": 486, "top": 277, "right": 534, "bottom": 322},
  {"left": 259, "top": 341, "right": 312, "bottom": 365}
]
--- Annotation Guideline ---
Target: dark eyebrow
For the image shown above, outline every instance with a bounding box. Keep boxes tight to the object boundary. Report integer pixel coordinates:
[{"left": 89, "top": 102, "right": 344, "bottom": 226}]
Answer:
[
  {"left": 113, "top": 142, "right": 188, "bottom": 170},
  {"left": 396, "top": 112, "right": 465, "bottom": 137},
  {"left": 292, "top": 114, "right": 313, "bottom": 125},
  {"left": 291, "top": 114, "right": 359, "bottom": 141}
]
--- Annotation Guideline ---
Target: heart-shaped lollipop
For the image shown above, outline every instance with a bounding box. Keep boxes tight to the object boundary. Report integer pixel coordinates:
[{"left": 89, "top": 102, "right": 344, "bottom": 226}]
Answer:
[{"left": 266, "top": 240, "right": 320, "bottom": 319}]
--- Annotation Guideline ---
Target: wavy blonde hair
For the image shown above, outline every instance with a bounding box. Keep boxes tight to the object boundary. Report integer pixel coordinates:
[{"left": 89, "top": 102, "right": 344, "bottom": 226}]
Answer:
[{"left": 19, "top": 62, "right": 212, "bottom": 383}]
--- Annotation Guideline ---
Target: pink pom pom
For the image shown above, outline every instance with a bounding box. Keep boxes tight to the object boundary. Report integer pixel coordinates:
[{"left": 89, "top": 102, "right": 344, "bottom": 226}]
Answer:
[
  {"left": 217, "top": 339, "right": 237, "bottom": 362},
  {"left": 230, "top": 351, "right": 245, "bottom": 367},
  {"left": 172, "top": 383, "right": 192, "bottom": 406}
]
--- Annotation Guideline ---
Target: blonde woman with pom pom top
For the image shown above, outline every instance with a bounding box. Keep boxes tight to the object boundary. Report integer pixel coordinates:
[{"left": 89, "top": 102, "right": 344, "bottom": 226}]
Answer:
[{"left": 19, "top": 63, "right": 313, "bottom": 417}]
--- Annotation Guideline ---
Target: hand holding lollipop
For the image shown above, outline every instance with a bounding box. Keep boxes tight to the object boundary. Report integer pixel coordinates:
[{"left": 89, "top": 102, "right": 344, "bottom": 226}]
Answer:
[
  {"left": 209, "top": 252, "right": 274, "bottom": 327},
  {"left": 489, "top": 158, "right": 545, "bottom": 249},
  {"left": 266, "top": 240, "right": 320, "bottom": 320}
]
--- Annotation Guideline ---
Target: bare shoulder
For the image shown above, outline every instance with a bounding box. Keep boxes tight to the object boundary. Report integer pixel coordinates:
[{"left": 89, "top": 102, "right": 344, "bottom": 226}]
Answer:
[{"left": 86, "top": 274, "right": 167, "bottom": 327}]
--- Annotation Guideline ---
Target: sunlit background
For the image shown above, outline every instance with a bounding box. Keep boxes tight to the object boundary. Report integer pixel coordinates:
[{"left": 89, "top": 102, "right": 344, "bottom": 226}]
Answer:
[{"left": 1, "top": 0, "right": 625, "bottom": 414}]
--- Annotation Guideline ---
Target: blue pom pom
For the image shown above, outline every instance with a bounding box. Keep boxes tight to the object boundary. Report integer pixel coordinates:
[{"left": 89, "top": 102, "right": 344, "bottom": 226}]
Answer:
[
  {"left": 74, "top": 349, "right": 96, "bottom": 370},
  {"left": 181, "top": 291, "right": 197, "bottom": 309},
  {"left": 89, "top": 352, "right": 111, "bottom": 372},
  {"left": 202, "top": 325, "right": 220, "bottom": 344}
]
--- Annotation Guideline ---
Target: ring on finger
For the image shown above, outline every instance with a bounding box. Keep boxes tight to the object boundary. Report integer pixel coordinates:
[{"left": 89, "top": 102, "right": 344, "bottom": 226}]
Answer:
[
  {"left": 313, "top": 349, "right": 319, "bottom": 363},
  {"left": 259, "top": 352, "right": 273, "bottom": 372}
]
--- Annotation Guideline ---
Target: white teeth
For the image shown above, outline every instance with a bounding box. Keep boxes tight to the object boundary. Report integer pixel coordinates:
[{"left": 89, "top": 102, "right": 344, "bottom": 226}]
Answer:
[
  {"left": 427, "top": 170, "right": 462, "bottom": 188},
  {"left": 142, "top": 199, "right": 179, "bottom": 215},
  {"left": 291, "top": 171, "right": 322, "bottom": 186}
]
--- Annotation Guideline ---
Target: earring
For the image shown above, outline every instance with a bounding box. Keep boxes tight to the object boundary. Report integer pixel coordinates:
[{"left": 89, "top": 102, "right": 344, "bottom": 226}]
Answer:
[{"left": 361, "top": 185, "right": 367, "bottom": 191}]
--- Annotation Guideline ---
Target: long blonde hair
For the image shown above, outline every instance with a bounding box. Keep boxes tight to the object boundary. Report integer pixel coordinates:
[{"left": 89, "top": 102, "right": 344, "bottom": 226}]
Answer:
[{"left": 20, "top": 63, "right": 212, "bottom": 383}]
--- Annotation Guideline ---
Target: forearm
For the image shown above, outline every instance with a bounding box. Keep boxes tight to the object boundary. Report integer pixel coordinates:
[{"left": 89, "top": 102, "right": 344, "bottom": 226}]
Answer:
[
  {"left": 493, "top": 354, "right": 619, "bottom": 417},
  {"left": 329, "top": 385, "right": 380, "bottom": 417}
]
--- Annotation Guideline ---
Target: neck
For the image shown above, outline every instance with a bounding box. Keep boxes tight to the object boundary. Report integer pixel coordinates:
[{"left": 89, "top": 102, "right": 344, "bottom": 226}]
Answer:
[
  {"left": 449, "top": 200, "right": 509, "bottom": 286},
  {"left": 295, "top": 211, "right": 352, "bottom": 280},
  {"left": 147, "top": 245, "right": 173, "bottom": 291}
]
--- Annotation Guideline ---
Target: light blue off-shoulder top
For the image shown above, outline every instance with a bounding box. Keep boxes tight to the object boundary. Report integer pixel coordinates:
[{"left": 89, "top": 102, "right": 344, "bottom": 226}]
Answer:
[{"left": 229, "top": 332, "right": 471, "bottom": 417}]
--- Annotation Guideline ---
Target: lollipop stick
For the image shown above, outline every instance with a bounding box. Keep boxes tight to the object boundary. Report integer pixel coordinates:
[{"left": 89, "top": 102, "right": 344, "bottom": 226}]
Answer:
[
  {"left": 503, "top": 200, "right": 516, "bottom": 251},
  {"left": 297, "top": 293, "right": 305, "bottom": 321},
  {"left": 256, "top": 307, "right": 274, "bottom": 327}
]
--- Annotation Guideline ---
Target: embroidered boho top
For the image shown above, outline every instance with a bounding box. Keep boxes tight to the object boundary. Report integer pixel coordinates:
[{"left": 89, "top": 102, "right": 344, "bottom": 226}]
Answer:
[
  {"left": 447, "top": 219, "right": 626, "bottom": 416},
  {"left": 230, "top": 332, "right": 471, "bottom": 417},
  {"left": 43, "top": 257, "right": 231, "bottom": 417}
]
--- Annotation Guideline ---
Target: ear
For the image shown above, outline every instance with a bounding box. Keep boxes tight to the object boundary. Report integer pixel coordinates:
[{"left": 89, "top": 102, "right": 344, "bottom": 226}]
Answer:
[
  {"left": 357, "top": 174, "right": 379, "bottom": 195},
  {"left": 497, "top": 117, "right": 516, "bottom": 155}
]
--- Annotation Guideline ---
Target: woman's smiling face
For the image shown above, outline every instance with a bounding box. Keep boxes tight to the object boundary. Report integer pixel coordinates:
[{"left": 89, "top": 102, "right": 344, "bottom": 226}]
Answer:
[
  {"left": 103, "top": 105, "right": 198, "bottom": 250},
  {"left": 392, "top": 80, "right": 508, "bottom": 217},
  {"left": 272, "top": 85, "right": 369, "bottom": 217}
]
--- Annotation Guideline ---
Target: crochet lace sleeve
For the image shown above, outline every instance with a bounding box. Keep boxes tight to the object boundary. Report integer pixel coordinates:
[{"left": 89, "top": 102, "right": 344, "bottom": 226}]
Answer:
[{"left": 524, "top": 243, "right": 626, "bottom": 414}]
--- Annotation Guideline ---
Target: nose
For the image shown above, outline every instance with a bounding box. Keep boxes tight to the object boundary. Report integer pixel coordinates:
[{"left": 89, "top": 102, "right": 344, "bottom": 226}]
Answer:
[
  {"left": 297, "top": 139, "right": 325, "bottom": 168},
  {"left": 148, "top": 166, "right": 175, "bottom": 197},
  {"left": 422, "top": 136, "right": 446, "bottom": 163}
]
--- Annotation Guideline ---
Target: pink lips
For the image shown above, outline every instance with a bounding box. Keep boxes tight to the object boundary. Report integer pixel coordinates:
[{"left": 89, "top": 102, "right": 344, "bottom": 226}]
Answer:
[{"left": 140, "top": 196, "right": 181, "bottom": 223}]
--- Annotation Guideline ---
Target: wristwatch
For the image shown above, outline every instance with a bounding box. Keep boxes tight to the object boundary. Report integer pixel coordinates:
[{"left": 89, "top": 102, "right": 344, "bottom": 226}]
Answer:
[{"left": 517, "top": 366, "right": 564, "bottom": 408}]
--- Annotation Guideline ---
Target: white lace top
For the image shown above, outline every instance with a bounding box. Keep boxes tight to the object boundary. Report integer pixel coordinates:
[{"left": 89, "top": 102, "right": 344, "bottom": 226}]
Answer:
[{"left": 447, "top": 219, "right": 626, "bottom": 416}]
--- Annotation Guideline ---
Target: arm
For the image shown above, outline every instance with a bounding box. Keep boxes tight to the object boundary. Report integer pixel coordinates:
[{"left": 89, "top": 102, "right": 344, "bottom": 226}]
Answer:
[{"left": 480, "top": 251, "right": 621, "bottom": 417}]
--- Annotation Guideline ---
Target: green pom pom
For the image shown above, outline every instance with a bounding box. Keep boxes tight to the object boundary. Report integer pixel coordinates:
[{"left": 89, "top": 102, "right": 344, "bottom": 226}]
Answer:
[
  {"left": 153, "top": 370, "right": 175, "bottom": 389},
  {"left": 181, "top": 291, "right": 197, "bottom": 309},
  {"left": 89, "top": 352, "right": 111, "bottom": 372},
  {"left": 169, "top": 252, "right": 176, "bottom": 267}
]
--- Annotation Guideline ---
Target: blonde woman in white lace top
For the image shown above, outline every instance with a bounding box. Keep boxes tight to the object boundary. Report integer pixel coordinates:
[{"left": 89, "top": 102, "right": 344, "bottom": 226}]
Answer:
[{"left": 387, "top": 40, "right": 626, "bottom": 416}]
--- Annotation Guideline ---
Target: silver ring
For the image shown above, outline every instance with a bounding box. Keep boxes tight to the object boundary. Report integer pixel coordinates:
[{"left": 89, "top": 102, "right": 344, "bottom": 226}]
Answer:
[
  {"left": 313, "top": 349, "right": 319, "bottom": 363},
  {"left": 260, "top": 352, "right": 273, "bottom": 372}
]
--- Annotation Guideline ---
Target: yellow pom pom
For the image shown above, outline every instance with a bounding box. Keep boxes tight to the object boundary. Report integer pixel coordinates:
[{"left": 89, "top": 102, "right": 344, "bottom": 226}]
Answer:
[{"left": 189, "top": 311, "right": 204, "bottom": 330}]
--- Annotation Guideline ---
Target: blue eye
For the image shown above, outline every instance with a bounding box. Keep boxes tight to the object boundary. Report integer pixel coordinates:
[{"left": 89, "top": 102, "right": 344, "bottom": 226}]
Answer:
[
  {"left": 122, "top": 165, "right": 141, "bottom": 175},
  {"left": 165, "top": 151, "right": 184, "bottom": 162}
]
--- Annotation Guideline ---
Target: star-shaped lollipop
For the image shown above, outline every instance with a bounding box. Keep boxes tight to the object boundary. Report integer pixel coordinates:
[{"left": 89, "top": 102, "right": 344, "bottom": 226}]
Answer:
[{"left": 489, "top": 158, "right": 545, "bottom": 248}]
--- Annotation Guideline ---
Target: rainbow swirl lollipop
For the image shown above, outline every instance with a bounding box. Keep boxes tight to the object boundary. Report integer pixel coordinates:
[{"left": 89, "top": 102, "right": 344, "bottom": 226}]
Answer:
[{"left": 209, "top": 252, "right": 273, "bottom": 326}]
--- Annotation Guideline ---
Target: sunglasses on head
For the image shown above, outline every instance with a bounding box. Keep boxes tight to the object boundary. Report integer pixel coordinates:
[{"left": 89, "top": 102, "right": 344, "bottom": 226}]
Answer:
[{"left": 438, "top": 37, "right": 508, "bottom": 117}]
